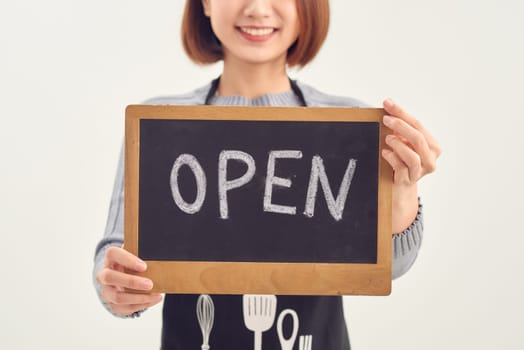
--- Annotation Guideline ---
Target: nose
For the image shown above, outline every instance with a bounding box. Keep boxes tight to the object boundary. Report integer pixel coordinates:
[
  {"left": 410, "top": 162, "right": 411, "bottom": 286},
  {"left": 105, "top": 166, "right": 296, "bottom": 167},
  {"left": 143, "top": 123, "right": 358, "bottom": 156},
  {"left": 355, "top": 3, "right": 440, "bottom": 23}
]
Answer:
[{"left": 243, "top": 0, "right": 272, "bottom": 18}]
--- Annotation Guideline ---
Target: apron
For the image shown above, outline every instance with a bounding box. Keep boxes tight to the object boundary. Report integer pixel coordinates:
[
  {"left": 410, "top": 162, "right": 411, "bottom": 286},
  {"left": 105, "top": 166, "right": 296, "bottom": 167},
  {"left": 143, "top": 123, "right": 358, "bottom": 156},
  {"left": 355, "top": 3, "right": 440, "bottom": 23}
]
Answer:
[{"left": 161, "top": 78, "right": 351, "bottom": 350}]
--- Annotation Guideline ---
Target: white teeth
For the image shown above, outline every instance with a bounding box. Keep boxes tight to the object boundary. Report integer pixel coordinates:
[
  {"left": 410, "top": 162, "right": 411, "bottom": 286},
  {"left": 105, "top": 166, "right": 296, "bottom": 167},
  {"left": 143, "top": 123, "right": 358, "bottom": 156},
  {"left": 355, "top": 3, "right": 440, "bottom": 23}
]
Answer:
[{"left": 240, "top": 27, "right": 274, "bottom": 36}]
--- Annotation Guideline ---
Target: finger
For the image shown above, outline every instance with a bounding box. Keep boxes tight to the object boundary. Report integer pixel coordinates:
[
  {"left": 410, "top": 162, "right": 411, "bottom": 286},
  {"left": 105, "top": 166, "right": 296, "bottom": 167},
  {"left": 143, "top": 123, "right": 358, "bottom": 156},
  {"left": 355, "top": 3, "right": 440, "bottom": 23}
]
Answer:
[
  {"left": 102, "top": 285, "right": 163, "bottom": 305},
  {"left": 383, "top": 98, "right": 420, "bottom": 130},
  {"left": 104, "top": 246, "right": 147, "bottom": 272},
  {"left": 381, "top": 149, "right": 411, "bottom": 186},
  {"left": 383, "top": 99, "right": 441, "bottom": 154},
  {"left": 109, "top": 298, "right": 164, "bottom": 317},
  {"left": 385, "top": 135, "right": 422, "bottom": 183},
  {"left": 383, "top": 115, "right": 434, "bottom": 171},
  {"left": 97, "top": 267, "right": 154, "bottom": 291}
]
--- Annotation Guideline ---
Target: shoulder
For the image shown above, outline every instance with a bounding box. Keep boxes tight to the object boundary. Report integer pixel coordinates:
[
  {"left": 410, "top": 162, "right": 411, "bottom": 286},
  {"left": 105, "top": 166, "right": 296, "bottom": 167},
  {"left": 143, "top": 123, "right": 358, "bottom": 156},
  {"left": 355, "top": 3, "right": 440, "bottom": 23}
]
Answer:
[
  {"left": 296, "top": 81, "right": 371, "bottom": 108},
  {"left": 141, "top": 83, "right": 211, "bottom": 105}
]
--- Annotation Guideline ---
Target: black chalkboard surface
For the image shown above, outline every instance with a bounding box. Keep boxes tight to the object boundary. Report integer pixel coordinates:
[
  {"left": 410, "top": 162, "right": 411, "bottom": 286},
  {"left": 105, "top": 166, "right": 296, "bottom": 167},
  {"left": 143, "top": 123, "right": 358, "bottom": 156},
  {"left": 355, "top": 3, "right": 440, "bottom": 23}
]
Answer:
[{"left": 125, "top": 105, "right": 392, "bottom": 296}]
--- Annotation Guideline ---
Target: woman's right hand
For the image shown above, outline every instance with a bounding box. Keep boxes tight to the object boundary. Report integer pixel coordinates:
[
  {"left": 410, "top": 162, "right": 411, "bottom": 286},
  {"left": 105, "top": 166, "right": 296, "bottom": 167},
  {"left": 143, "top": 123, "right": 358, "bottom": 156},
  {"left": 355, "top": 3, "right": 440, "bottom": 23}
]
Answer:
[{"left": 96, "top": 246, "right": 163, "bottom": 317}]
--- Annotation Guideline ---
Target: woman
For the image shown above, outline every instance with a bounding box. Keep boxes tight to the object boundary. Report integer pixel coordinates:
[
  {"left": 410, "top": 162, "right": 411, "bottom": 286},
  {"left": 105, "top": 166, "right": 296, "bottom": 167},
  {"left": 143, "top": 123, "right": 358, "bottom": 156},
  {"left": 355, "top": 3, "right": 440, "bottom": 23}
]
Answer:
[{"left": 94, "top": 0, "right": 440, "bottom": 348}]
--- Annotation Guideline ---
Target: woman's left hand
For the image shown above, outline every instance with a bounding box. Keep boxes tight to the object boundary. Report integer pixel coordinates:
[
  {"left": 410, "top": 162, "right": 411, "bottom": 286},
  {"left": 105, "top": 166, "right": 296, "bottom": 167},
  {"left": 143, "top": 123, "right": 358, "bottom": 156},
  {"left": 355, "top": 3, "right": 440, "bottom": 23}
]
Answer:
[{"left": 381, "top": 98, "right": 441, "bottom": 233}]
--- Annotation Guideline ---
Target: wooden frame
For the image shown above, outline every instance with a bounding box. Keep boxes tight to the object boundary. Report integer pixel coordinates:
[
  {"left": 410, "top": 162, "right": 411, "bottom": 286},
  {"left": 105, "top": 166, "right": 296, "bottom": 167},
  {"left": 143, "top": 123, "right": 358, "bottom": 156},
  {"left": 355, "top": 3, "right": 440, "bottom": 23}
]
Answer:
[{"left": 125, "top": 105, "right": 392, "bottom": 295}]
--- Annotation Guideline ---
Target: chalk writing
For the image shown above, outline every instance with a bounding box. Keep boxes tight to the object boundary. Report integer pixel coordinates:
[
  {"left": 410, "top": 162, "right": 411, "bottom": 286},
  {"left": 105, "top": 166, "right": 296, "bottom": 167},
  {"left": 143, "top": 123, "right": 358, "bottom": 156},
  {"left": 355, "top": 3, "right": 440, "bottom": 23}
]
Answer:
[{"left": 170, "top": 150, "right": 357, "bottom": 221}]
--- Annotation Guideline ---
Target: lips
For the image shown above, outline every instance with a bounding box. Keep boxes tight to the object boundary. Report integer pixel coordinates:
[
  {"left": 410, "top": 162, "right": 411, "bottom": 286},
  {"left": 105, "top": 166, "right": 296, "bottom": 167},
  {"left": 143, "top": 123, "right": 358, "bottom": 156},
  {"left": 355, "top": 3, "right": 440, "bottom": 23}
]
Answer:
[
  {"left": 237, "top": 26, "right": 276, "bottom": 42},
  {"left": 239, "top": 27, "right": 275, "bottom": 36}
]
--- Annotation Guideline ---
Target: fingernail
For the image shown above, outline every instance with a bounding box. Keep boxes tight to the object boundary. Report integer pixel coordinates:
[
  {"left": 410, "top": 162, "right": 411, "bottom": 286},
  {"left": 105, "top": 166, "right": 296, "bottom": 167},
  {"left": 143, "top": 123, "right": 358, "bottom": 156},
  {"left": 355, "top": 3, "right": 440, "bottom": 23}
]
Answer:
[
  {"left": 141, "top": 279, "right": 153, "bottom": 290},
  {"left": 383, "top": 115, "right": 393, "bottom": 126},
  {"left": 386, "top": 135, "right": 395, "bottom": 143},
  {"left": 136, "top": 260, "right": 147, "bottom": 271},
  {"left": 384, "top": 98, "right": 394, "bottom": 108}
]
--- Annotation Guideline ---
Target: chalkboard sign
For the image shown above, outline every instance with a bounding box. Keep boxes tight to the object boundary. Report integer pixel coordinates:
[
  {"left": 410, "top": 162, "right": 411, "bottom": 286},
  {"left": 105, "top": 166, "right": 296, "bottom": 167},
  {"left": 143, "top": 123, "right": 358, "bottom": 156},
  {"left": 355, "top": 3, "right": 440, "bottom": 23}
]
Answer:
[{"left": 125, "top": 105, "right": 392, "bottom": 296}]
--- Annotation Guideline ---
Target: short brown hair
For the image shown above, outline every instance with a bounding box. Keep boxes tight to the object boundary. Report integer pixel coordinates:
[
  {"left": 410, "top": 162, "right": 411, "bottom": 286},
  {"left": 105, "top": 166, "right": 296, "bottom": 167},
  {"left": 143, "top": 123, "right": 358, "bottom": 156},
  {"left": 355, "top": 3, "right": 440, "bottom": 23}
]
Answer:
[{"left": 181, "top": 0, "right": 330, "bottom": 68}]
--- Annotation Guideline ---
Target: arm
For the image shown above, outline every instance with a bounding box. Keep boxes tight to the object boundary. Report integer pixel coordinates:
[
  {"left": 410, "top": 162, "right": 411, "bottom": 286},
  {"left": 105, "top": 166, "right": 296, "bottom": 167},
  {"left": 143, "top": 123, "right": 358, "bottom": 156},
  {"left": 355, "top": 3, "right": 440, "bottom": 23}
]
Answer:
[
  {"left": 382, "top": 99, "right": 441, "bottom": 279},
  {"left": 93, "top": 145, "right": 163, "bottom": 317}
]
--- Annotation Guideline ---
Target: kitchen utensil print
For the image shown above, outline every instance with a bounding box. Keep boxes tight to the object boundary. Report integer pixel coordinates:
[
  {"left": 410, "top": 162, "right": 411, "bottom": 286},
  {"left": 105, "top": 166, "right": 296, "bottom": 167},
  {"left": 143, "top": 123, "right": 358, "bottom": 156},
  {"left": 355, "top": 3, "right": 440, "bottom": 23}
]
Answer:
[
  {"left": 299, "top": 335, "right": 312, "bottom": 350},
  {"left": 243, "top": 295, "right": 277, "bottom": 350},
  {"left": 277, "top": 309, "right": 299, "bottom": 350},
  {"left": 196, "top": 294, "right": 215, "bottom": 350}
]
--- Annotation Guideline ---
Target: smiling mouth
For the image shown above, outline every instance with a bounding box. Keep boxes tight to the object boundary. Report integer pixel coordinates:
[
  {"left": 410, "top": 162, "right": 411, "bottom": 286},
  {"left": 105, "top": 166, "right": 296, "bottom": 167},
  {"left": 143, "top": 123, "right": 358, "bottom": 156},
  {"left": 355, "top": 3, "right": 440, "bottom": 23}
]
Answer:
[{"left": 238, "top": 27, "right": 276, "bottom": 36}]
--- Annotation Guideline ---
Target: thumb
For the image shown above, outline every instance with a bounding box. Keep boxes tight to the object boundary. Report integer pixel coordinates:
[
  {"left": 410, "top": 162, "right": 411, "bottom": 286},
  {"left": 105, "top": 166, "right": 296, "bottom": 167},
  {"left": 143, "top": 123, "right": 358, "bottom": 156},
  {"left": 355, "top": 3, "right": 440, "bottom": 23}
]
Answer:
[{"left": 105, "top": 246, "right": 147, "bottom": 272}]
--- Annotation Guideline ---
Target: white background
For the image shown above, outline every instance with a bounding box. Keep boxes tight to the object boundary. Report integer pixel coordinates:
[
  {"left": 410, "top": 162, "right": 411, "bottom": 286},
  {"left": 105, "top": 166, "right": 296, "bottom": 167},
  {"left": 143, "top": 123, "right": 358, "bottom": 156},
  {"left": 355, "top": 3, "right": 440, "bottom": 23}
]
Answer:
[{"left": 2, "top": 0, "right": 523, "bottom": 349}]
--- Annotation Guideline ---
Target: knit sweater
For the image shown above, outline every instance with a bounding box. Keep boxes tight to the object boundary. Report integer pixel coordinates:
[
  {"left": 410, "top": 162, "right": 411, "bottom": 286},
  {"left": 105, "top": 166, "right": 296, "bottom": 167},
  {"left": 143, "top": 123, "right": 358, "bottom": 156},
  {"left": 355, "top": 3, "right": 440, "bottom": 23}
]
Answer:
[{"left": 93, "top": 81, "right": 424, "bottom": 350}]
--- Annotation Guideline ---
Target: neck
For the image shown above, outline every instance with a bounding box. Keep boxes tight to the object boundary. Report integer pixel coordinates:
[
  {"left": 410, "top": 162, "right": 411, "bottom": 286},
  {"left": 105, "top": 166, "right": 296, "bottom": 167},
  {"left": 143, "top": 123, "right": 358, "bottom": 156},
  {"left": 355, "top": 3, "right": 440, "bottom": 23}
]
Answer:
[{"left": 218, "top": 57, "right": 291, "bottom": 98}]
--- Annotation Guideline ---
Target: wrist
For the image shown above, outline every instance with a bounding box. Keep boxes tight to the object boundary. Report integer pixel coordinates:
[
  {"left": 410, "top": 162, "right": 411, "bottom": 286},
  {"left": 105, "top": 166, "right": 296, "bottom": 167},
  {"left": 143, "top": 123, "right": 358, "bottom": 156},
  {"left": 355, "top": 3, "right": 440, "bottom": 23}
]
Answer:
[{"left": 391, "top": 183, "right": 419, "bottom": 234}]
